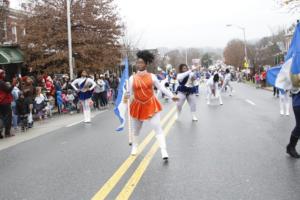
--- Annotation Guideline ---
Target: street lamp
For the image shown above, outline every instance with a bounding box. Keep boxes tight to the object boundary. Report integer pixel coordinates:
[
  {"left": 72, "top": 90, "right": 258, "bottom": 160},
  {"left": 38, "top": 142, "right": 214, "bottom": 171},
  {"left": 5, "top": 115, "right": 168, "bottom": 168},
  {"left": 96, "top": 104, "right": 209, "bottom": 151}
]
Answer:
[
  {"left": 66, "top": 0, "right": 74, "bottom": 79},
  {"left": 226, "top": 24, "right": 248, "bottom": 68},
  {"left": 185, "top": 48, "right": 188, "bottom": 65}
]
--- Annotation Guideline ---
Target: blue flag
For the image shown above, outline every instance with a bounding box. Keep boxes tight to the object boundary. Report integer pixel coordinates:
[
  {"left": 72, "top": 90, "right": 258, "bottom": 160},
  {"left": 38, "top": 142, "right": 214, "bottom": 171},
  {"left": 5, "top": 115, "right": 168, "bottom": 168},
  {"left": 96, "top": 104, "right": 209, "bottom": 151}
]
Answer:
[
  {"left": 286, "top": 23, "right": 300, "bottom": 73},
  {"left": 268, "top": 22, "right": 300, "bottom": 90},
  {"left": 114, "top": 58, "right": 129, "bottom": 132},
  {"left": 266, "top": 65, "right": 282, "bottom": 87}
]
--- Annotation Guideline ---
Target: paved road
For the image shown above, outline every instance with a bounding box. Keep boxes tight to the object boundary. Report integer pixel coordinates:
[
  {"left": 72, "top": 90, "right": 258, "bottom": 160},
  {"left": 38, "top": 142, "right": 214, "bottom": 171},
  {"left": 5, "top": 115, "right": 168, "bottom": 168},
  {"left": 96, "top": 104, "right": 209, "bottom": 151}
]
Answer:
[{"left": 0, "top": 83, "right": 299, "bottom": 200}]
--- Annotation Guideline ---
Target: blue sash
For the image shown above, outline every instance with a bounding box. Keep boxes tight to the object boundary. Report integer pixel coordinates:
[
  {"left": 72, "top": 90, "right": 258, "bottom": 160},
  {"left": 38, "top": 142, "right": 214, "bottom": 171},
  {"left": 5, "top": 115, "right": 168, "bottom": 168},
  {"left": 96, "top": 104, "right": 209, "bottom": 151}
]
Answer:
[
  {"left": 78, "top": 79, "right": 93, "bottom": 100},
  {"left": 176, "top": 75, "right": 196, "bottom": 95}
]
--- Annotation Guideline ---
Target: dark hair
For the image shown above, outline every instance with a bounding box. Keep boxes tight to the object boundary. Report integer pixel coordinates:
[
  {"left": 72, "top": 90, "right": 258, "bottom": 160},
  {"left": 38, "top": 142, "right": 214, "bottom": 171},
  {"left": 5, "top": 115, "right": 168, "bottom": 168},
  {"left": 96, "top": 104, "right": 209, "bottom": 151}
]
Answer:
[
  {"left": 77, "top": 70, "right": 87, "bottom": 78},
  {"left": 225, "top": 69, "right": 230, "bottom": 73},
  {"left": 136, "top": 50, "right": 155, "bottom": 64},
  {"left": 77, "top": 70, "right": 83, "bottom": 78},
  {"left": 213, "top": 73, "right": 219, "bottom": 83},
  {"left": 178, "top": 64, "right": 188, "bottom": 73}
]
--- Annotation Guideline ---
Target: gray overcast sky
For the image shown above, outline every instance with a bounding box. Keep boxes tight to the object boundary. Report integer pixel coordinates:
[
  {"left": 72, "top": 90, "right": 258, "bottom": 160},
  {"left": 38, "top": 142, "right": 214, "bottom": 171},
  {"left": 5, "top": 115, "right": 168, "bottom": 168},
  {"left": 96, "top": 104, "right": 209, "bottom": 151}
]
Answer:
[{"left": 11, "top": 0, "right": 299, "bottom": 49}]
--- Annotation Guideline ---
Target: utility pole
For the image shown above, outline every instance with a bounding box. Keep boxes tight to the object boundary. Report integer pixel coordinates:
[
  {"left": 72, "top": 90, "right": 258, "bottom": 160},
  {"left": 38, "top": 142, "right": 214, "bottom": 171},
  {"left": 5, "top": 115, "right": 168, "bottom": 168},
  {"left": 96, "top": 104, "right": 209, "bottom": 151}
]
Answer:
[
  {"left": 185, "top": 48, "right": 188, "bottom": 65},
  {"left": 67, "top": 0, "right": 74, "bottom": 79}
]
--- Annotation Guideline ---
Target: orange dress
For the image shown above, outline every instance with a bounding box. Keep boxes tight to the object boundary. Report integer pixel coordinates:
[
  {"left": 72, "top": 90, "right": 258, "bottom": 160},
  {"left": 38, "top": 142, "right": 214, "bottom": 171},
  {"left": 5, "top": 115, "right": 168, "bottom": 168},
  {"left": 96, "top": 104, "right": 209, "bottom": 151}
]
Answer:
[{"left": 130, "top": 73, "right": 162, "bottom": 120}]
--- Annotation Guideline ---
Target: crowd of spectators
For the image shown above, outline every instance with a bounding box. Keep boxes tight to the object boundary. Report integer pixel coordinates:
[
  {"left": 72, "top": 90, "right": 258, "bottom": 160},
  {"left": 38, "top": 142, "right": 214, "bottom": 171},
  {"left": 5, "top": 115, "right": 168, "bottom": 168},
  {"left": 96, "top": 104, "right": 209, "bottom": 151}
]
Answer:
[{"left": 0, "top": 68, "right": 119, "bottom": 139}]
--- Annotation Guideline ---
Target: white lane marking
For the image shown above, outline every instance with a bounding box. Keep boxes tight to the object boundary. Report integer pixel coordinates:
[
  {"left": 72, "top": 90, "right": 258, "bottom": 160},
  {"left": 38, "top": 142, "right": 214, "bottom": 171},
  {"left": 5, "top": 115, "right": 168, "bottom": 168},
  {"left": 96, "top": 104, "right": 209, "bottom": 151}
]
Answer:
[
  {"left": 245, "top": 99, "right": 256, "bottom": 106},
  {"left": 65, "top": 110, "right": 108, "bottom": 127},
  {"left": 66, "top": 120, "right": 84, "bottom": 127}
]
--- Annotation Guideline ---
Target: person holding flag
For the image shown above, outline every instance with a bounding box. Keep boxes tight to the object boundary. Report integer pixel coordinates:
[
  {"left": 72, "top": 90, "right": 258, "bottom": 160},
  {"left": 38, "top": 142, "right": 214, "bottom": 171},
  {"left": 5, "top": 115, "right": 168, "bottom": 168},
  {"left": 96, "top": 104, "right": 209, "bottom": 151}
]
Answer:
[
  {"left": 124, "top": 50, "right": 179, "bottom": 160},
  {"left": 114, "top": 58, "right": 130, "bottom": 133},
  {"left": 71, "top": 70, "right": 96, "bottom": 123},
  {"left": 267, "top": 21, "right": 300, "bottom": 158}
]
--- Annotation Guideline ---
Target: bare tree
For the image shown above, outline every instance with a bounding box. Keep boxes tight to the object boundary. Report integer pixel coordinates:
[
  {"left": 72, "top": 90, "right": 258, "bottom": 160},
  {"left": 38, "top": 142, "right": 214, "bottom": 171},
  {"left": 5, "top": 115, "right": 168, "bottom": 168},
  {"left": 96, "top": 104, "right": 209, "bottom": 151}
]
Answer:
[
  {"left": 276, "top": 0, "right": 300, "bottom": 12},
  {"left": 21, "top": 0, "right": 123, "bottom": 74},
  {"left": 223, "top": 39, "right": 245, "bottom": 69}
]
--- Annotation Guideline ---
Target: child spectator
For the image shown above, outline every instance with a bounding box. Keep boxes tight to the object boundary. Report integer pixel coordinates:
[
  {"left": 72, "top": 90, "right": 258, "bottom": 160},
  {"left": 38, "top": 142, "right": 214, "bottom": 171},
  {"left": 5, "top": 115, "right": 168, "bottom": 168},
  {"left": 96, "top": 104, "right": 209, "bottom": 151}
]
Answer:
[
  {"left": 56, "top": 90, "right": 63, "bottom": 114},
  {"left": 34, "top": 87, "right": 47, "bottom": 120},
  {"left": 45, "top": 94, "right": 55, "bottom": 117},
  {"left": 66, "top": 89, "right": 76, "bottom": 113},
  {"left": 16, "top": 92, "right": 30, "bottom": 131},
  {"left": 11, "top": 79, "right": 20, "bottom": 131}
]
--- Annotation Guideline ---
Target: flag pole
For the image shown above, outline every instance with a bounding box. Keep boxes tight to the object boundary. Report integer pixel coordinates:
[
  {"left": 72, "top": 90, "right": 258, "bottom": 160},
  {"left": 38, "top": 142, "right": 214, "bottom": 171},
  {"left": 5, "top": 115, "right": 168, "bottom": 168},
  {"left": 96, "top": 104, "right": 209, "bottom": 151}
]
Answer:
[{"left": 126, "top": 80, "right": 133, "bottom": 146}]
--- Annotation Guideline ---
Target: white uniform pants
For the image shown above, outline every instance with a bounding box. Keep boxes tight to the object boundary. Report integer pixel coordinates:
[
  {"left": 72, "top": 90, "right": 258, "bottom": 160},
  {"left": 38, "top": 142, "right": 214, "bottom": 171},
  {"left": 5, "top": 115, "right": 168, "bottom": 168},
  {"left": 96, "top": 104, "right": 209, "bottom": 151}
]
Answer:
[
  {"left": 176, "top": 92, "right": 196, "bottom": 113},
  {"left": 222, "top": 81, "right": 233, "bottom": 95},
  {"left": 207, "top": 87, "right": 223, "bottom": 105},
  {"left": 132, "top": 113, "right": 167, "bottom": 150},
  {"left": 81, "top": 99, "right": 91, "bottom": 122},
  {"left": 279, "top": 92, "right": 290, "bottom": 115}
]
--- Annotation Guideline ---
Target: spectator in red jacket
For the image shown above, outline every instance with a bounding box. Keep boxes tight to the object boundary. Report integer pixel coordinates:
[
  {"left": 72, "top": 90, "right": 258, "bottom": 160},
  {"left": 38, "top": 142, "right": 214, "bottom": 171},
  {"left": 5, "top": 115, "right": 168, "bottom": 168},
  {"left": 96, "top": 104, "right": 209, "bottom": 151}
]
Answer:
[{"left": 0, "top": 69, "right": 14, "bottom": 138}]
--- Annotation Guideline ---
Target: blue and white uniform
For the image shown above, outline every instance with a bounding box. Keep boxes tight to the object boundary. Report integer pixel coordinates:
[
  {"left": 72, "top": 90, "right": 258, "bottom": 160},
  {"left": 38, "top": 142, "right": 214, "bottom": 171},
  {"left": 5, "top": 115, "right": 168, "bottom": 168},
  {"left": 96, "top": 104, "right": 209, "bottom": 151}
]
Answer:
[
  {"left": 221, "top": 72, "right": 233, "bottom": 96},
  {"left": 71, "top": 77, "right": 96, "bottom": 122},
  {"left": 176, "top": 70, "right": 198, "bottom": 121},
  {"left": 207, "top": 74, "right": 223, "bottom": 105}
]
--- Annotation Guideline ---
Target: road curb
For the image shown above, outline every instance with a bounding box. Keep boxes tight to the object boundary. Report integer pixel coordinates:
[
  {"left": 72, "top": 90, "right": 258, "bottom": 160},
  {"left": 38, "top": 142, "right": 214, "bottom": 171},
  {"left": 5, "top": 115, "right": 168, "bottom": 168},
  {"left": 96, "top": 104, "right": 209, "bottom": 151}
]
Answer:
[{"left": 244, "top": 81, "right": 273, "bottom": 92}]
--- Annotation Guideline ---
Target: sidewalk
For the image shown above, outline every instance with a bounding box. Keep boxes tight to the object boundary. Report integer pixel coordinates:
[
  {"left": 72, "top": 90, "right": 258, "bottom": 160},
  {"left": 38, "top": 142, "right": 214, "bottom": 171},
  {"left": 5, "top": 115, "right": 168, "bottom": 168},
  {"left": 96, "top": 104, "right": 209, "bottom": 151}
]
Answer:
[
  {"left": 244, "top": 80, "right": 273, "bottom": 92},
  {"left": 0, "top": 109, "right": 109, "bottom": 151}
]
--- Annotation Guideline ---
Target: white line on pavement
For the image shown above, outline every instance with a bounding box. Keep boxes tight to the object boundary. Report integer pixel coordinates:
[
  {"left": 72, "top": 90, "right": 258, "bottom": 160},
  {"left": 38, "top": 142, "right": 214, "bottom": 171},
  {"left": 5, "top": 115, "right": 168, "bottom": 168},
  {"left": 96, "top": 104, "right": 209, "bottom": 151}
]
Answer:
[
  {"left": 66, "top": 120, "right": 83, "bottom": 127},
  {"left": 245, "top": 99, "right": 256, "bottom": 106}
]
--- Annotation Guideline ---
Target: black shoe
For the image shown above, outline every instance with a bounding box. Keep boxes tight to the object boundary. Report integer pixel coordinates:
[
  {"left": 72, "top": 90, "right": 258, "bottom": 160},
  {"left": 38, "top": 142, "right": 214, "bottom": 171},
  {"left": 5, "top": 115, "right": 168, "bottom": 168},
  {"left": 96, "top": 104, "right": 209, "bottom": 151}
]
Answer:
[
  {"left": 287, "top": 135, "right": 300, "bottom": 158},
  {"left": 286, "top": 145, "right": 300, "bottom": 158}
]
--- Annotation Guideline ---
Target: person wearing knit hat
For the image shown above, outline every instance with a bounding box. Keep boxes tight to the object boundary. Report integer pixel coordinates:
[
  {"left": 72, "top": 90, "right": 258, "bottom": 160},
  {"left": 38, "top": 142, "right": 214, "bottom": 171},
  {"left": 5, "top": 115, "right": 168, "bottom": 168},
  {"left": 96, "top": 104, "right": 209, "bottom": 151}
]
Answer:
[{"left": 0, "top": 69, "right": 14, "bottom": 138}]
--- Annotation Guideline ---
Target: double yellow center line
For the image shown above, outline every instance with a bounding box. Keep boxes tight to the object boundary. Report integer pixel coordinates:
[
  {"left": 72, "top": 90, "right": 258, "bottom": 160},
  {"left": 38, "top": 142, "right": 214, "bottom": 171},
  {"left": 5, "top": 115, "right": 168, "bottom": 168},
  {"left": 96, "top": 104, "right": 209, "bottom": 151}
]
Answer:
[{"left": 91, "top": 106, "right": 177, "bottom": 200}]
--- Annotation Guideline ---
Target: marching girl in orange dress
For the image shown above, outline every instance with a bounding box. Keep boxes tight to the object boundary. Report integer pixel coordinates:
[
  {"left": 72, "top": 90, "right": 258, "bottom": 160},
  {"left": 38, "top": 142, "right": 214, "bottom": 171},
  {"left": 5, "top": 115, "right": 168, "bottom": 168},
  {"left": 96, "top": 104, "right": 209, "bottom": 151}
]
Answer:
[{"left": 125, "top": 50, "right": 178, "bottom": 160}]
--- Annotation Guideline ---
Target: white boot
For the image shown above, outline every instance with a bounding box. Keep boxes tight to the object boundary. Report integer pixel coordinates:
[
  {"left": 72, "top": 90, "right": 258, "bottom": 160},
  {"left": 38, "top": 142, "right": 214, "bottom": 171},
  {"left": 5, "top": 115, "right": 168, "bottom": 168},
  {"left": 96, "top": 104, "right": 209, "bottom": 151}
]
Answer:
[
  {"left": 207, "top": 98, "right": 210, "bottom": 105},
  {"left": 161, "top": 149, "right": 169, "bottom": 160},
  {"left": 176, "top": 109, "right": 181, "bottom": 120},
  {"left": 192, "top": 112, "right": 198, "bottom": 121},
  {"left": 131, "top": 135, "right": 138, "bottom": 156},
  {"left": 83, "top": 110, "right": 88, "bottom": 122},
  {"left": 219, "top": 97, "right": 223, "bottom": 105},
  {"left": 286, "top": 103, "right": 290, "bottom": 116},
  {"left": 131, "top": 144, "right": 138, "bottom": 156},
  {"left": 86, "top": 109, "right": 91, "bottom": 123},
  {"left": 280, "top": 102, "right": 284, "bottom": 115},
  {"left": 229, "top": 88, "right": 233, "bottom": 96},
  {"left": 156, "top": 134, "right": 168, "bottom": 160}
]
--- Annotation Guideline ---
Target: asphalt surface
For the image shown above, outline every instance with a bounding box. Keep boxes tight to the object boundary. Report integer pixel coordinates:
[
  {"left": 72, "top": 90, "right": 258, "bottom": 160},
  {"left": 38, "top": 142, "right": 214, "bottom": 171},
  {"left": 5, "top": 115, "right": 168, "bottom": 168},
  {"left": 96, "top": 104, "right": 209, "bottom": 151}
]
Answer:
[{"left": 0, "top": 82, "right": 299, "bottom": 200}]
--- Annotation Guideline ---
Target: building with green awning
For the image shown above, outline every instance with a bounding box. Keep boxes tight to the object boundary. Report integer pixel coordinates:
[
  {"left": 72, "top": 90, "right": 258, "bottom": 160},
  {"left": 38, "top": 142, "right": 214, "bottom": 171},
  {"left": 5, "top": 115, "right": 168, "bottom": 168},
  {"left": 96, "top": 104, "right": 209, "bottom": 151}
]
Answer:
[
  {"left": 0, "top": 46, "right": 25, "bottom": 80},
  {"left": 0, "top": 46, "right": 24, "bottom": 64}
]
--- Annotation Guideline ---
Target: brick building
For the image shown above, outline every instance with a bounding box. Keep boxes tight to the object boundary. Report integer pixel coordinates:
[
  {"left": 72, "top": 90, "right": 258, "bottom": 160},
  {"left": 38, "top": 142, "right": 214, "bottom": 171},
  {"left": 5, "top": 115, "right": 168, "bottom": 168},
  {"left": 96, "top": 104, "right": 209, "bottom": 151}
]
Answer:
[
  {"left": 0, "top": 0, "right": 26, "bottom": 45},
  {"left": 0, "top": 0, "right": 26, "bottom": 80}
]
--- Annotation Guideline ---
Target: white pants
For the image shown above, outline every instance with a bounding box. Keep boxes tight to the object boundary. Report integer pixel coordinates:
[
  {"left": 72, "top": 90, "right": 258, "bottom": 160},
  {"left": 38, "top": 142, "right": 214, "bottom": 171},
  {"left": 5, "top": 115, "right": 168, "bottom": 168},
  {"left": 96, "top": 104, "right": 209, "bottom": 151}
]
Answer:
[
  {"left": 222, "top": 81, "right": 233, "bottom": 95},
  {"left": 279, "top": 92, "right": 290, "bottom": 115},
  {"left": 132, "top": 113, "right": 167, "bottom": 150},
  {"left": 207, "top": 87, "right": 223, "bottom": 105},
  {"left": 81, "top": 99, "right": 91, "bottom": 122},
  {"left": 177, "top": 92, "right": 196, "bottom": 113}
]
